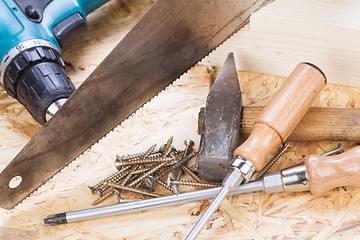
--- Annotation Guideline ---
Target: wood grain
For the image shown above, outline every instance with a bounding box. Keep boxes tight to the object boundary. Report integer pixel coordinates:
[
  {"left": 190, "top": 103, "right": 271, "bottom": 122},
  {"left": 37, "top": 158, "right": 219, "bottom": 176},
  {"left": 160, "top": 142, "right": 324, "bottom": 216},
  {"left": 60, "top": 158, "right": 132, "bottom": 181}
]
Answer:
[
  {"left": 199, "top": 106, "right": 360, "bottom": 141},
  {"left": 306, "top": 146, "right": 360, "bottom": 195},
  {"left": 1, "top": 1, "right": 360, "bottom": 239},
  {"left": 201, "top": 0, "right": 360, "bottom": 87},
  {"left": 234, "top": 63, "right": 326, "bottom": 170}
]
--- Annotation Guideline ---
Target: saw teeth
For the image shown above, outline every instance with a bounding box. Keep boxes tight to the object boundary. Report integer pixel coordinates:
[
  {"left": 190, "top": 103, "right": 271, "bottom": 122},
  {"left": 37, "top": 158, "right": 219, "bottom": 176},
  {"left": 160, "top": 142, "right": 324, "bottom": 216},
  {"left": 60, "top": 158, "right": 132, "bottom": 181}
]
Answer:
[{"left": 8, "top": 1, "right": 274, "bottom": 208}]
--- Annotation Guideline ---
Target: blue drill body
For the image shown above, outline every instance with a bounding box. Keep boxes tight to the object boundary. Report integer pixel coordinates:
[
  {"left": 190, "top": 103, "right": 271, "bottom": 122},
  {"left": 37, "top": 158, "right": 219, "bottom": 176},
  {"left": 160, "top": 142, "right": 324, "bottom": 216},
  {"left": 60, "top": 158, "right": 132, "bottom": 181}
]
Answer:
[{"left": 0, "top": 0, "right": 109, "bottom": 124}]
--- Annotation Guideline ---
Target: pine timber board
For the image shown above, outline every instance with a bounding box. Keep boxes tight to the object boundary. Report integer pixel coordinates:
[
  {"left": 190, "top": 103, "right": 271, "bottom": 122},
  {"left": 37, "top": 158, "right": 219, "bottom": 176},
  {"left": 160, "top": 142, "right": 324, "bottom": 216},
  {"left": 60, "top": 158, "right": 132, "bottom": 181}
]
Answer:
[
  {"left": 201, "top": 0, "right": 360, "bottom": 88},
  {"left": 0, "top": 0, "right": 360, "bottom": 239}
]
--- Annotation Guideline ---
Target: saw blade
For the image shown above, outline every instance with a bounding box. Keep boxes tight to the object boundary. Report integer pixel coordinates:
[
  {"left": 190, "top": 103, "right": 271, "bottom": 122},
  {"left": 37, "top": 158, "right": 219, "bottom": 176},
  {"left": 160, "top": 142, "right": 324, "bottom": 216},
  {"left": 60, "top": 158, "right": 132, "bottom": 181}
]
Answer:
[{"left": 0, "top": 0, "right": 273, "bottom": 209}]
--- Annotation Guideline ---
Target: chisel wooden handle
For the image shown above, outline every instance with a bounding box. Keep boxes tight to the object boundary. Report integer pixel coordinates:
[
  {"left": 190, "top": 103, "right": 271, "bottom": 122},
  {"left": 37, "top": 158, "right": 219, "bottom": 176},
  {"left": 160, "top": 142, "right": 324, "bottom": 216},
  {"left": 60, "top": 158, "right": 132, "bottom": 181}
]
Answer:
[
  {"left": 306, "top": 146, "right": 360, "bottom": 195},
  {"left": 234, "top": 63, "right": 326, "bottom": 171}
]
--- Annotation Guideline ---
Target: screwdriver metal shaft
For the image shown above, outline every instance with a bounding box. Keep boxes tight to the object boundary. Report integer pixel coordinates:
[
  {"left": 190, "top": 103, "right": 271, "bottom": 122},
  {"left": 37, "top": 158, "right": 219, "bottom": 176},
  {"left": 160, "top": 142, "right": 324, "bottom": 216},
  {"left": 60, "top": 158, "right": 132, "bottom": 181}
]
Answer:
[
  {"left": 185, "top": 170, "right": 244, "bottom": 239},
  {"left": 186, "top": 144, "right": 345, "bottom": 238},
  {"left": 45, "top": 163, "right": 311, "bottom": 226},
  {"left": 44, "top": 178, "right": 263, "bottom": 226},
  {"left": 186, "top": 63, "right": 326, "bottom": 239},
  {"left": 186, "top": 186, "right": 230, "bottom": 239}
]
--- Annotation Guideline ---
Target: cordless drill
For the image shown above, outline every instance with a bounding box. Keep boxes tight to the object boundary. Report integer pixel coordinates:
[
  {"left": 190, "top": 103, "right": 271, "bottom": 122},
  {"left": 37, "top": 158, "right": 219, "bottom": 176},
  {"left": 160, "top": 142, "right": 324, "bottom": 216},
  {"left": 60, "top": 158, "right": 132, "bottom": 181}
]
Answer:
[{"left": 0, "top": 0, "right": 109, "bottom": 125}]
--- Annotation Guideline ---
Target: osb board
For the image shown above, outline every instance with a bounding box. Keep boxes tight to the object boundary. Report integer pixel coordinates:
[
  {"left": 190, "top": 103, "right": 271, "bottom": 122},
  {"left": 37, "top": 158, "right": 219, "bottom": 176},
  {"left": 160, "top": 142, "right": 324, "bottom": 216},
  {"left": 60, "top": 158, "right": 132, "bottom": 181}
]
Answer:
[{"left": 1, "top": 1, "right": 360, "bottom": 239}]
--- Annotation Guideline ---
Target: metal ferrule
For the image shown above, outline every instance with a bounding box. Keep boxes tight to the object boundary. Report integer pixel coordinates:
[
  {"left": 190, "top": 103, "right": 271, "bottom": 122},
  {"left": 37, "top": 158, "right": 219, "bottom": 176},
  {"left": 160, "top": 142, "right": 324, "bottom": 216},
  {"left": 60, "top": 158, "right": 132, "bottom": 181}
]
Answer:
[
  {"left": 262, "top": 172, "right": 284, "bottom": 194},
  {"left": 230, "top": 156, "right": 256, "bottom": 182},
  {"left": 45, "top": 98, "right": 68, "bottom": 121},
  {"left": 280, "top": 164, "right": 309, "bottom": 192},
  {"left": 0, "top": 39, "right": 60, "bottom": 87}
]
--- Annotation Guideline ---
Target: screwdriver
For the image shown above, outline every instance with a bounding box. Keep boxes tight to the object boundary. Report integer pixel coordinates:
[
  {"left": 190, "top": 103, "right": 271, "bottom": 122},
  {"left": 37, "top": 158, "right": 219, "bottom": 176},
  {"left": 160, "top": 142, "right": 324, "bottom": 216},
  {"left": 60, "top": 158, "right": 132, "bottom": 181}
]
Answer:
[
  {"left": 186, "top": 62, "right": 327, "bottom": 239},
  {"left": 44, "top": 143, "right": 357, "bottom": 226}
]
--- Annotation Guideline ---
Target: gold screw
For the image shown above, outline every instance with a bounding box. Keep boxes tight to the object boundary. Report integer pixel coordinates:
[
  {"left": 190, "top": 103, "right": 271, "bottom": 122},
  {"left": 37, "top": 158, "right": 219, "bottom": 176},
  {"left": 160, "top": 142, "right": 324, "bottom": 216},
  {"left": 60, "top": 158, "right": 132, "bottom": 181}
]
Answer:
[
  {"left": 128, "top": 161, "right": 171, "bottom": 187},
  {"left": 119, "top": 144, "right": 158, "bottom": 161},
  {"left": 89, "top": 165, "right": 131, "bottom": 193},
  {"left": 181, "top": 165, "right": 202, "bottom": 183},
  {"left": 92, "top": 189, "right": 115, "bottom": 205},
  {"left": 154, "top": 179, "right": 177, "bottom": 193},
  {"left": 207, "top": 65, "right": 216, "bottom": 89},
  {"left": 147, "top": 151, "right": 198, "bottom": 189},
  {"left": 256, "top": 143, "right": 291, "bottom": 180},
  {"left": 116, "top": 154, "right": 181, "bottom": 168},
  {"left": 95, "top": 168, "right": 132, "bottom": 195},
  {"left": 170, "top": 180, "right": 221, "bottom": 188},
  {"left": 107, "top": 182, "right": 163, "bottom": 198},
  {"left": 162, "top": 136, "right": 174, "bottom": 156}
]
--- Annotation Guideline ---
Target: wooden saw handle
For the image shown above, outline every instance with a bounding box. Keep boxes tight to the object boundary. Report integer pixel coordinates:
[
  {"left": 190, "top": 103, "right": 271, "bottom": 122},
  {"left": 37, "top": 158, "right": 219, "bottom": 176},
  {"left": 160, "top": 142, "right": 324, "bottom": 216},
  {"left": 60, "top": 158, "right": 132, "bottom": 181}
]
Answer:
[
  {"left": 234, "top": 63, "right": 326, "bottom": 171},
  {"left": 306, "top": 146, "right": 360, "bottom": 195}
]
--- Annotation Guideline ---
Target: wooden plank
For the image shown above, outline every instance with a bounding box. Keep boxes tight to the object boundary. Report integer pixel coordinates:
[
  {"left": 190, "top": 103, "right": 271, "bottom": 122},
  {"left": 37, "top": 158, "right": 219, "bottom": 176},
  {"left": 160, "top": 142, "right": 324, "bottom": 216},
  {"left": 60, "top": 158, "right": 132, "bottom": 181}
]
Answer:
[
  {"left": 198, "top": 106, "right": 360, "bottom": 141},
  {"left": 202, "top": 0, "right": 360, "bottom": 87}
]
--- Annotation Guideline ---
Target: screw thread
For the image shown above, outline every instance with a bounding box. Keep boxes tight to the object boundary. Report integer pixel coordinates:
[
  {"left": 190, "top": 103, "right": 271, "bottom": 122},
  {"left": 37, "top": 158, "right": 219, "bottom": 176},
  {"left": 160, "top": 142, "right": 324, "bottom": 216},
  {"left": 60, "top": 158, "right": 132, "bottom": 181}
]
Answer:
[
  {"left": 194, "top": 154, "right": 199, "bottom": 172},
  {"left": 170, "top": 139, "right": 195, "bottom": 195},
  {"left": 131, "top": 166, "right": 153, "bottom": 175},
  {"left": 119, "top": 144, "right": 158, "bottom": 161},
  {"left": 95, "top": 169, "right": 132, "bottom": 195},
  {"left": 181, "top": 165, "right": 202, "bottom": 182},
  {"left": 120, "top": 165, "right": 139, "bottom": 186},
  {"left": 92, "top": 189, "right": 114, "bottom": 205},
  {"left": 107, "top": 183, "right": 163, "bottom": 198},
  {"left": 207, "top": 65, "right": 216, "bottom": 89},
  {"left": 257, "top": 143, "right": 291, "bottom": 180},
  {"left": 89, "top": 165, "right": 131, "bottom": 191},
  {"left": 150, "top": 152, "right": 198, "bottom": 185},
  {"left": 163, "top": 136, "right": 174, "bottom": 156},
  {"left": 143, "top": 144, "right": 158, "bottom": 158},
  {"left": 128, "top": 161, "right": 170, "bottom": 187},
  {"left": 171, "top": 180, "right": 221, "bottom": 188},
  {"left": 116, "top": 153, "right": 163, "bottom": 170},
  {"left": 155, "top": 179, "right": 177, "bottom": 193},
  {"left": 116, "top": 155, "right": 176, "bottom": 167}
]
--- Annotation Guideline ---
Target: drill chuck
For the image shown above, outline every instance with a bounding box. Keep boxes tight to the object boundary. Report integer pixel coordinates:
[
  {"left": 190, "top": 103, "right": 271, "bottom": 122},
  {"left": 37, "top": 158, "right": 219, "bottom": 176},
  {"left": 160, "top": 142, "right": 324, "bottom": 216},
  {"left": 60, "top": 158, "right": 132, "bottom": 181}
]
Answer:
[{"left": 1, "top": 40, "right": 75, "bottom": 124}]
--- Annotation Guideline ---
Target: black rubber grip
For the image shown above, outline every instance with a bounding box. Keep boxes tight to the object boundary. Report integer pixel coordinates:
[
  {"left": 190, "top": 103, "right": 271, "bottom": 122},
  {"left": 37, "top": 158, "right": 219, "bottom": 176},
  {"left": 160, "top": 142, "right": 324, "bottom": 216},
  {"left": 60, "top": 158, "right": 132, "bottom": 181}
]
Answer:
[
  {"left": 4, "top": 46, "right": 75, "bottom": 125},
  {"left": 17, "top": 62, "right": 75, "bottom": 124}
]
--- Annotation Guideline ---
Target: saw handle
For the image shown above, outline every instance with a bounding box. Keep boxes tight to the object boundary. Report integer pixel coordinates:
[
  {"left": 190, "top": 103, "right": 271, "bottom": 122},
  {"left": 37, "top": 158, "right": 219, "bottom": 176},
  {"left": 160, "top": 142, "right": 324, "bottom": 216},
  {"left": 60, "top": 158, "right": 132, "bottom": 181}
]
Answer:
[
  {"left": 306, "top": 146, "right": 360, "bottom": 195},
  {"left": 234, "top": 63, "right": 326, "bottom": 171}
]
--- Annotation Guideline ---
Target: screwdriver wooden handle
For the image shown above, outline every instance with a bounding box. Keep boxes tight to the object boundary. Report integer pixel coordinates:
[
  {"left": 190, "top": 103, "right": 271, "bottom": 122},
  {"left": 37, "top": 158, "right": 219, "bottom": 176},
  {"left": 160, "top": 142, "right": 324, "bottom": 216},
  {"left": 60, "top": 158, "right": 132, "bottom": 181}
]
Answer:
[
  {"left": 306, "top": 146, "right": 360, "bottom": 195},
  {"left": 234, "top": 63, "right": 326, "bottom": 171}
]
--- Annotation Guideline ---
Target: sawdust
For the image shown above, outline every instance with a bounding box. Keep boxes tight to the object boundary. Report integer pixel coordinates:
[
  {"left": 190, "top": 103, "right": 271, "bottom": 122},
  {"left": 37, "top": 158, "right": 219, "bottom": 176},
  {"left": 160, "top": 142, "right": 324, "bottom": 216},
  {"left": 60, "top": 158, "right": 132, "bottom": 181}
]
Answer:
[{"left": 1, "top": 0, "right": 360, "bottom": 239}]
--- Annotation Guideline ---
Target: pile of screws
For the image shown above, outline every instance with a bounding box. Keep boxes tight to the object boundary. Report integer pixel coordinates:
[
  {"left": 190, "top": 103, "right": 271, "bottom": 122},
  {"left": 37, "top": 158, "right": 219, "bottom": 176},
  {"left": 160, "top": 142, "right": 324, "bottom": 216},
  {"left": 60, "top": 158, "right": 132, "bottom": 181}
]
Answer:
[{"left": 88, "top": 137, "right": 220, "bottom": 205}]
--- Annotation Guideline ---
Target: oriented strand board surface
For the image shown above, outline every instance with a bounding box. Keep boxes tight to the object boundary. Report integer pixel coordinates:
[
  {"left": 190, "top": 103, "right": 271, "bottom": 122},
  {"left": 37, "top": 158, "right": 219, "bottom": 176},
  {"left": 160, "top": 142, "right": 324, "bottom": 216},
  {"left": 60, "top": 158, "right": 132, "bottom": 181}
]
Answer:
[{"left": 1, "top": 1, "right": 360, "bottom": 239}]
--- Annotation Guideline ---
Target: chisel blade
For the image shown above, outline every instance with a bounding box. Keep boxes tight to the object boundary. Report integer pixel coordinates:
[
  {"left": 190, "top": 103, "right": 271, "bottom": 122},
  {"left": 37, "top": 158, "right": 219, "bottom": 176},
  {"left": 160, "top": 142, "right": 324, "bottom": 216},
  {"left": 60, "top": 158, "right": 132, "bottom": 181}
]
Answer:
[{"left": 0, "top": 0, "right": 273, "bottom": 209}]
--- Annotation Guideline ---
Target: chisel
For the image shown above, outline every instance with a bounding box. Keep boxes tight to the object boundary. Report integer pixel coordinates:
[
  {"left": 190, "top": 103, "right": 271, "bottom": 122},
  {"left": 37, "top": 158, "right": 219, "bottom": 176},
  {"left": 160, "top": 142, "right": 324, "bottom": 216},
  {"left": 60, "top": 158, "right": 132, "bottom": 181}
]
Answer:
[
  {"left": 44, "top": 145, "right": 360, "bottom": 225},
  {"left": 186, "top": 62, "right": 327, "bottom": 239}
]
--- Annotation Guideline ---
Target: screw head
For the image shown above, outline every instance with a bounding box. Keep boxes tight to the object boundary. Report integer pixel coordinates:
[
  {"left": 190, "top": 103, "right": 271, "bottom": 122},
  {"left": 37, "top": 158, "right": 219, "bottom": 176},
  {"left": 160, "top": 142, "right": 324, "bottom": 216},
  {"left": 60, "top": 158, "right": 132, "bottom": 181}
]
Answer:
[
  {"left": 158, "top": 144, "right": 167, "bottom": 153},
  {"left": 184, "top": 139, "right": 195, "bottom": 148},
  {"left": 283, "top": 142, "right": 292, "bottom": 150},
  {"left": 337, "top": 143, "right": 344, "bottom": 153},
  {"left": 144, "top": 178, "right": 155, "bottom": 192},
  {"left": 206, "top": 65, "right": 216, "bottom": 74}
]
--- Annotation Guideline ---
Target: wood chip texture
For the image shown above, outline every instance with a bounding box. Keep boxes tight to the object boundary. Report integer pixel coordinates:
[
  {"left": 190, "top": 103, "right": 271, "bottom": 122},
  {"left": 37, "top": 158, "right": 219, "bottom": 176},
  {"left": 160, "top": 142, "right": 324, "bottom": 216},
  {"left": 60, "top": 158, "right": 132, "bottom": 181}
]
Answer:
[{"left": 1, "top": 0, "right": 360, "bottom": 239}]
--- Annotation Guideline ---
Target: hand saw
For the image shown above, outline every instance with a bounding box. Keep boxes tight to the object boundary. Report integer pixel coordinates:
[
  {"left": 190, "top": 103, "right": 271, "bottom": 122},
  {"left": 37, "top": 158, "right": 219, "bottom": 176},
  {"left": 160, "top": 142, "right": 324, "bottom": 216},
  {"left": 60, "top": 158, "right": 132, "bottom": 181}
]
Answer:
[{"left": 0, "top": 0, "right": 274, "bottom": 209}]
